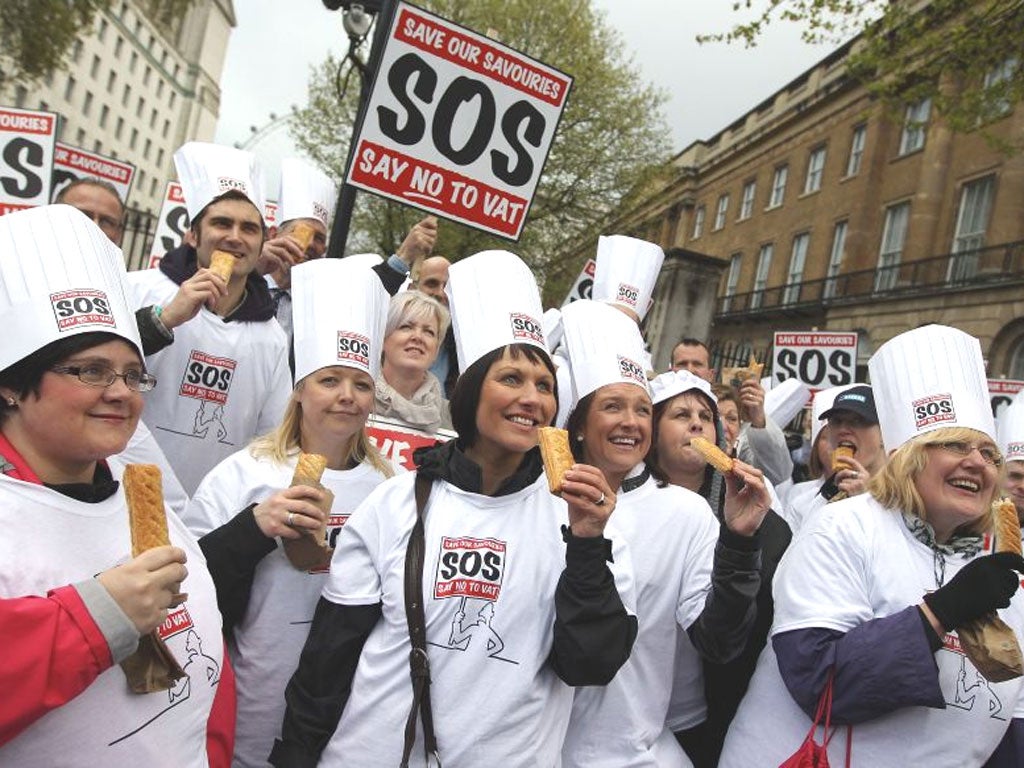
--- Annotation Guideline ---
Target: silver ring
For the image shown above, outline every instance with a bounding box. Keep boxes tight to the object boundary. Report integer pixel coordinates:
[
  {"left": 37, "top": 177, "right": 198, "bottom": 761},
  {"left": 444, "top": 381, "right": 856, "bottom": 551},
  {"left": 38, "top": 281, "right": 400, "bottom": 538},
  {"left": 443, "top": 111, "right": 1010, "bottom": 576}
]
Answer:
[
  {"left": 287, "top": 512, "right": 295, "bottom": 526},
  {"left": 595, "top": 492, "right": 606, "bottom": 506}
]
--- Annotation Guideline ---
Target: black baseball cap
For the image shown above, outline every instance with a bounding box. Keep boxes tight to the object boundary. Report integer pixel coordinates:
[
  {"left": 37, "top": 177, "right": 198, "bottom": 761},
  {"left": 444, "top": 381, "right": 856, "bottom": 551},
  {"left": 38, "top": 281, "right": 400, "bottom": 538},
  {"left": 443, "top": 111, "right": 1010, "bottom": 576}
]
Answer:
[{"left": 818, "top": 385, "right": 878, "bottom": 424}]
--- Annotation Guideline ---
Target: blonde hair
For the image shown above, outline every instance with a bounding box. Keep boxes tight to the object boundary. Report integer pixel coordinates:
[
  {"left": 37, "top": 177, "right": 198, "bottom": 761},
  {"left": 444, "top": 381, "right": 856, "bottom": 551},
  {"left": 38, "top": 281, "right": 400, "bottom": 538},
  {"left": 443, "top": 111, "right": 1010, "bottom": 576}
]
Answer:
[
  {"left": 868, "top": 426, "right": 1004, "bottom": 534},
  {"left": 249, "top": 381, "right": 394, "bottom": 478},
  {"left": 386, "top": 290, "right": 450, "bottom": 341}
]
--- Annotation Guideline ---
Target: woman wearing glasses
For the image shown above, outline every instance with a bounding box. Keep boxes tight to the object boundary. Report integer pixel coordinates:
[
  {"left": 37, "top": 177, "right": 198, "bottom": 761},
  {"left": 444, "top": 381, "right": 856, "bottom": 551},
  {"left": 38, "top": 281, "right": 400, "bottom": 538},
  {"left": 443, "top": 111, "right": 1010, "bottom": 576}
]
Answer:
[
  {"left": 721, "top": 325, "right": 1024, "bottom": 767},
  {"left": 0, "top": 205, "right": 229, "bottom": 766}
]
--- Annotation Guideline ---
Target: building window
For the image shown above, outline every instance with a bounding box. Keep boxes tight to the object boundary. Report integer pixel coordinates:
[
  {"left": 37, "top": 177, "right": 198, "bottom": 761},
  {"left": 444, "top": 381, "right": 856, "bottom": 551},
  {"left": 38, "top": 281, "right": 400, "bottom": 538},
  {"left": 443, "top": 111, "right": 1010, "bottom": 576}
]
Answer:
[
  {"left": 114, "top": 36, "right": 124, "bottom": 58},
  {"left": 136, "top": 96, "right": 145, "bottom": 117},
  {"left": 162, "top": 119, "right": 170, "bottom": 138},
  {"left": 713, "top": 194, "right": 730, "bottom": 230},
  {"left": 769, "top": 165, "right": 788, "bottom": 208},
  {"left": 115, "top": 117, "right": 124, "bottom": 139},
  {"left": 949, "top": 175, "right": 996, "bottom": 282},
  {"left": 64, "top": 75, "right": 76, "bottom": 101},
  {"left": 783, "top": 233, "right": 810, "bottom": 304},
  {"left": 130, "top": 128, "right": 138, "bottom": 150},
  {"left": 169, "top": 91, "right": 177, "bottom": 108},
  {"left": 14, "top": 86, "right": 27, "bottom": 108},
  {"left": 823, "top": 220, "right": 848, "bottom": 299},
  {"left": 90, "top": 55, "right": 101, "bottom": 79},
  {"left": 739, "top": 180, "right": 756, "bottom": 220},
  {"left": 846, "top": 124, "right": 867, "bottom": 177},
  {"left": 804, "top": 146, "right": 826, "bottom": 194},
  {"left": 138, "top": 170, "right": 146, "bottom": 189},
  {"left": 144, "top": 66, "right": 152, "bottom": 86},
  {"left": 98, "top": 18, "right": 109, "bottom": 41},
  {"left": 150, "top": 108, "right": 158, "bottom": 128},
  {"left": 751, "top": 243, "right": 774, "bottom": 309},
  {"left": 83, "top": 91, "right": 93, "bottom": 116},
  {"left": 157, "top": 80, "right": 165, "bottom": 98},
  {"left": 722, "top": 253, "right": 742, "bottom": 311},
  {"left": 150, "top": 177, "right": 159, "bottom": 197},
  {"left": 99, "top": 104, "right": 109, "bottom": 128},
  {"left": 898, "top": 98, "right": 931, "bottom": 156},
  {"left": 144, "top": 138, "right": 152, "bottom": 160},
  {"left": 692, "top": 206, "right": 706, "bottom": 238},
  {"left": 984, "top": 57, "right": 1019, "bottom": 117},
  {"left": 71, "top": 40, "right": 83, "bottom": 63},
  {"left": 75, "top": 128, "right": 86, "bottom": 146},
  {"left": 876, "top": 202, "right": 910, "bottom": 291},
  {"left": 122, "top": 84, "right": 131, "bottom": 106},
  {"left": 130, "top": 52, "right": 139, "bottom": 73},
  {"left": 107, "top": 70, "right": 116, "bottom": 92},
  {"left": 156, "top": 147, "right": 164, "bottom": 167},
  {"left": 93, "top": 139, "right": 103, "bottom": 153}
]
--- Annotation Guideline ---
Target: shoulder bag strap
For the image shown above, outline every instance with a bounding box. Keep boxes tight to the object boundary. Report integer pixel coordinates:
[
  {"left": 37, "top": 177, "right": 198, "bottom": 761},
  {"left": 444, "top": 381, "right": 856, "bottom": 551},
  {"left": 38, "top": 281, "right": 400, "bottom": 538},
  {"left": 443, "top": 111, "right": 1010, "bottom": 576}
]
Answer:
[{"left": 400, "top": 472, "right": 441, "bottom": 768}]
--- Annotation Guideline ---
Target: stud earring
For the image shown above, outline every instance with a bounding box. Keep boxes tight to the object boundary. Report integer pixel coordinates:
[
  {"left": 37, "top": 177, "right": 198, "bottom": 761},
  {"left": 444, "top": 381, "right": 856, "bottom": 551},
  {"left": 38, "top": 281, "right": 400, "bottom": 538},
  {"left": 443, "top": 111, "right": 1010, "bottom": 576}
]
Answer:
[{"left": 5, "top": 398, "right": 15, "bottom": 407}]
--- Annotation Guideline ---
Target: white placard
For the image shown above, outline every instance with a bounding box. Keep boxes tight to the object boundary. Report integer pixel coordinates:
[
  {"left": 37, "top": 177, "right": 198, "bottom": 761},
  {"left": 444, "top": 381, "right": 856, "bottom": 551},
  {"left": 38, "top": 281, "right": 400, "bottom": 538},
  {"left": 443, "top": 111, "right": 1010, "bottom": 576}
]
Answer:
[
  {"left": 147, "top": 181, "right": 188, "bottom": 268},
  {"left": 0, "top": 106, "right": 58, "bottom": 215},
  {"left": 561, "top": 258, "right": 596, "bottom": 306},
  {"left": 345, "top": 2, "right": 572, "bottom": 240},
  {"left": 51, "top": 142, "right": 135, "bottom": 203},
  {"left": 989, "top": 378, "right": 1024, "bottom": 420},
  {"left": 772, "top": 331, "right": 858, "bottom": 394}
]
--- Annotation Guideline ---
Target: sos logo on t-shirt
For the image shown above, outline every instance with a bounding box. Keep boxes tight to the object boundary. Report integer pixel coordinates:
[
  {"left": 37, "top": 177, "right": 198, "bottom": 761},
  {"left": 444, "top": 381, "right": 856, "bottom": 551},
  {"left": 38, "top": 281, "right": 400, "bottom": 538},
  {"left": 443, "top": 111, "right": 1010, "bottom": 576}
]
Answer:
[
  {"left": 50, "top": 289, "right": 115, "bottom": 331},
  {"left": 618, "top": 355, "right": 647, "bottom": 387},
  {"left": 510, "top": 312, "right": 544, "bottom": 345},
  {"left": 337, "top": 331, "right": 370, "bottom": 369},
  {"left": 913, "top": 393, "right": 956, "bottom": 430},
  {"left": 157, "top": 605, "right": 195, "bottom": 641},
  {"left": 434, "top": 536, "right": 507, "bottom": 602},
  {"left": 180, "top": 350, "right": 236, "bottom": 404}
]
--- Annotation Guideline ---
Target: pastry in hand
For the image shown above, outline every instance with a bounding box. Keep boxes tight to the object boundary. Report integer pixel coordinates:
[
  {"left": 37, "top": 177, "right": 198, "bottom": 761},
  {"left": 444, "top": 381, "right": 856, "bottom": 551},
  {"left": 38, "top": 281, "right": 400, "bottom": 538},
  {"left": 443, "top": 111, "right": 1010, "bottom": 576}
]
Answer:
[
  {"left": 123, "top": 464, "right": 170, "bottom": 557},
  {"left": 832, "top": 445, "right": 856, "bottom": 472},
  {"left": 538, "top": 427, "right": 573, "bottom": 495},
  {"left": 208, "top": 249, "right": 235, "bottom": 281}
]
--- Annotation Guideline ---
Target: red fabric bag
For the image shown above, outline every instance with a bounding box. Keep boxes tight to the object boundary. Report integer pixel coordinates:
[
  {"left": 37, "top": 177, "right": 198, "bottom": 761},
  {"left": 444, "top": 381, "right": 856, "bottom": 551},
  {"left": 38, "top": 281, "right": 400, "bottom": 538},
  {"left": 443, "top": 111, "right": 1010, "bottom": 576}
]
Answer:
[{"left": 779, "top": 671, "right": 852, "bottom": 767}]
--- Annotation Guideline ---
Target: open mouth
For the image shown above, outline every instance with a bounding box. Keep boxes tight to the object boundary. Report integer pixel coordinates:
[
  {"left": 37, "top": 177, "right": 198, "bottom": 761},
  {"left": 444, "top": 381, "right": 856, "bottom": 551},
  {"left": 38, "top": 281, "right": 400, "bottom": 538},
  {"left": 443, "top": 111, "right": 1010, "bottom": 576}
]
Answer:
[
  {"left": 609, "top": 436, "right": 640, "bottom": 448},
  {"left": 948, "top": 477, "right": 981, "bottom": 493},
  {"left": 506, "top": 414, "right": 537, "bottom": 427}
]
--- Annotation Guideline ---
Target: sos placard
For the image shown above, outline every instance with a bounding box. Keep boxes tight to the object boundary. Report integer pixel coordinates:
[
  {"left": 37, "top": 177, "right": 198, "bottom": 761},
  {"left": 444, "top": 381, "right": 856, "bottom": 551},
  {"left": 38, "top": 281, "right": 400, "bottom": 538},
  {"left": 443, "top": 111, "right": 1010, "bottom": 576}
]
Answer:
[
  {"left": 51, "top": 142, "right": 135, "bottom": 203},
  {"left": 366, "top": 414, "right": 456, "bottom": 471},
  {"left": 561, "top": 259, "right": 596, "bottom": 306},
  {"left": 989, "top": 379, "right": 1024, "bottom": 421},
  {"left": 147, "top": 181, "right": 188, "bottom": 268},
  {"left": 346, "top": 2, "right": 572, "bottom": 240},
  {"left": 0, "top": 106, "right": 58, "bottom": 216},
  {"left": 773, "top": 332, "right": 857, "bottom": 393}
]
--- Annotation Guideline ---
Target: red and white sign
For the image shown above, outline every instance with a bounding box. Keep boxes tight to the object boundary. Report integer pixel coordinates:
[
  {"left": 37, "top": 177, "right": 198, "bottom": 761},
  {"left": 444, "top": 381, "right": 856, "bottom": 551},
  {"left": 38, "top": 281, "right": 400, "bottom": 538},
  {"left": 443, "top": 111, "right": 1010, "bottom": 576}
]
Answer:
[
  {"left": 148, "top": 181, "right": 188, "bottom": 268},
  {"left": 912, "top": 393, "right": 956, "bottom": 430},
  {"left": 772, "top": 331, "right": 858, "bottom": 394},
  {"left": 561, "top": 258, "right": 596, "bottom": 306},
  {"left": 157, "top": 606, "right": 194, "bottom": 641},
  {"left": 179, "top": 350, "right": 236, "bottom": 404},
  {"left": 989, "top": 379, "right": 1024, "bottom": 420},
  {"left": 0, "top": 106, "right": 58, "bottom": 216},
  {"left": 265, "top": 200, "right": 278, "bottom": 228},
  {"left": 51, "top": 142, "right": 135, "bottom": 203},
  {"left": 433, "top": 536, "right": 506, "bottom": 601},
  {"left": 366, "top": 414, "right": 455, "bottom": 471},
  {"left": 345, "top": 3, "right": 572, "bottom": 240},
  {"left": 50, "top": 289, "right": 115, "bottom": 331}
]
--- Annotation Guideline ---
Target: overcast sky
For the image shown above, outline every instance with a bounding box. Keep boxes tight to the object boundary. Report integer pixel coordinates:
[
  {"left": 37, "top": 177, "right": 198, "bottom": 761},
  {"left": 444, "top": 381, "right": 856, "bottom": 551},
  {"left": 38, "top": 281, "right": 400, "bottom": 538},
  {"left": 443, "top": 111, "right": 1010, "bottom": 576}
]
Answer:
[{"left": 214, "top": 0, "right": 830, "bottom": 183}]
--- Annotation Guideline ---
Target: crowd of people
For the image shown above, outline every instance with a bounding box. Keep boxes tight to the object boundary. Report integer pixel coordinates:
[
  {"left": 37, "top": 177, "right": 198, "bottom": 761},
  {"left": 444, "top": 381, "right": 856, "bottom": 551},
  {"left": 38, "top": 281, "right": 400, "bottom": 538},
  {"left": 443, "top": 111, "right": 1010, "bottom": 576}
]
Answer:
[{"left": 2, "top": 140, "right": 1024, "bottom": 767}]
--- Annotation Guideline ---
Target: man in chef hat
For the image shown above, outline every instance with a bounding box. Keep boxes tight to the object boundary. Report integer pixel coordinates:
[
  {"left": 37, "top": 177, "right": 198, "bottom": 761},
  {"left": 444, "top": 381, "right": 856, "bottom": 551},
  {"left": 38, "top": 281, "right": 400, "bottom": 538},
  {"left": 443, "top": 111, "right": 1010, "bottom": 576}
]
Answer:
[{"left": 123, "top": 141, "right": 292, "bottom": 494}]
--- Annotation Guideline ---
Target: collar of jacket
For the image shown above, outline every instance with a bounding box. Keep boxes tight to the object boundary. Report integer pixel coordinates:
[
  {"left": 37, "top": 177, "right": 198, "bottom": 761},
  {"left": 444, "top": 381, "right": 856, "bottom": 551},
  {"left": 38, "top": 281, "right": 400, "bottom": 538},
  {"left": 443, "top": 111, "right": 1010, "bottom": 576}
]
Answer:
[{"left": 413, "top": 438, "right": 543, "bottom": 497}]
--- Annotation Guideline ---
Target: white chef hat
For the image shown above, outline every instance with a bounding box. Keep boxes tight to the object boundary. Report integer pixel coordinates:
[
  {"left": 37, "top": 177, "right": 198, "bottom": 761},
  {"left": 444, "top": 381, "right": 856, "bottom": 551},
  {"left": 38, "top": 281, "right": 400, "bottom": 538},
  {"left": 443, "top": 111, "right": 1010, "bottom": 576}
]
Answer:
[
  {"left": 868, "top": 324, "right": 994, "bottom": 450},
  {"left": 810, "top": 383, "right": 858, "bottom": 445},
  {"left": 0, "top": 205, "right": 142, "bottom": 370},
  {"left": 278, "top": 158, "right": 337, "bottom": 228},
  {"left": 650, "top": 369, "right": 716, "bottom": 408},
  {"left": 291, "top": 258, "right": 388, "bottom": 384},
  {"left": 592, "top": 235, "right": 665, "bottom": 322},
  {"left": 766, "top": 377, "right": 811, "bottom": 429},
  {"left": 998, "top": 398, "right": 1024, "bottom": 464},
  {"left": 543, "top": 308, "right": 564, "bottom": 351},
  {"left": 446, "top": 250, "right": 547, "bottom": 374},
  {"left": 345, "top": 253, "right": 384, "bottom": 270},
  {"left": 173, "top": 141, "right": 266, "bottom": 223},
  {"left": 561, "top": 300, "right": 650, "bottom": 407}
]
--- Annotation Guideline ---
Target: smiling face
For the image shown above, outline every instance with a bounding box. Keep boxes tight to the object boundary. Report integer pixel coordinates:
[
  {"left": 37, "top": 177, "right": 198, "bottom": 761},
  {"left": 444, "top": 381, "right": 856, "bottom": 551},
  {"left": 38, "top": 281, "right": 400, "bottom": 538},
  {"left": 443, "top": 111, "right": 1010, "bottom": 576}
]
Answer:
[
  {"left": 469, "top": 349, "right": 556, "bottom": 466},
  {"left": 578, "top": 383, "right": 653, "bottom": 485},
  {"left": 1005, "top": 460, "right": 1024, "bottom": 521},
  {"left": 295, "top": 365, "right": 375, "bottom": 453},
  {"left": 193, "top": 197, "right": 265, "bottom": 277},
  {"left": 654, "top": 391, "right": 718, "bottom": 484},
  {"left": 915, "top": 434, "right": 1001, "bottom": 541},
  {"left": 0, "top": 339, "right": 143, "bottom": 483},
  {"left": 826, "top": 410, "right": 885, "bottom": 474}
]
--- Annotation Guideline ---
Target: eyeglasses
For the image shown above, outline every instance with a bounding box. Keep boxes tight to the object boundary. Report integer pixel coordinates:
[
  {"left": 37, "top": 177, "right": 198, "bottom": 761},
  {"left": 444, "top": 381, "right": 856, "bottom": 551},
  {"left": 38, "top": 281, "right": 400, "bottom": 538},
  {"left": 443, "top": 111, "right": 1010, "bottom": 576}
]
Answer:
[
  {"left": 51, "top": 364, "right": 157, "bottom": 392},
  {"left": 931, "top": 441, "right": 1003, "bottom": 467}
]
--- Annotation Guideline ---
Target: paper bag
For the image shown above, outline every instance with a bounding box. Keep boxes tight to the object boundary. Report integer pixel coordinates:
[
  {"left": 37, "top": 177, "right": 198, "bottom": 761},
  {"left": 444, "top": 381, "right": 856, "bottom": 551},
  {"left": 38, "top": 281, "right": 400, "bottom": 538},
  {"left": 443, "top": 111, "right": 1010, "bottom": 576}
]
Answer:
[
  {"left": 120, "top": 632, "right": 187, "bottom": 693},
  {"left": 957, "top": 612, "right": 1024, "bottom": 683}
]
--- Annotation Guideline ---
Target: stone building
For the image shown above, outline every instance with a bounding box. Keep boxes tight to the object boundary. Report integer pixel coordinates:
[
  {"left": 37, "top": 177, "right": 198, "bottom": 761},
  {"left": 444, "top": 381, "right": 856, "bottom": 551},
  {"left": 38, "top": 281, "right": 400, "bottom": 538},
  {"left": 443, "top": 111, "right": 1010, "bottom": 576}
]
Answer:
[{"left": 609, "top": 37, "right": 1023, "bottom": 378}]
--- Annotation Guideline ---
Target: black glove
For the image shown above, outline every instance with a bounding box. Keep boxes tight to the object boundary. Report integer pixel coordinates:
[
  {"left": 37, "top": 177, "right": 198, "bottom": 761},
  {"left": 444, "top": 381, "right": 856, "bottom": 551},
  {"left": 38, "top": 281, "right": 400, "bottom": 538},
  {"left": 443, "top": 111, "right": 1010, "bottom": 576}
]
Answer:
[{"left": 924, "top": 552, "right": 1024, "bottom": 630}]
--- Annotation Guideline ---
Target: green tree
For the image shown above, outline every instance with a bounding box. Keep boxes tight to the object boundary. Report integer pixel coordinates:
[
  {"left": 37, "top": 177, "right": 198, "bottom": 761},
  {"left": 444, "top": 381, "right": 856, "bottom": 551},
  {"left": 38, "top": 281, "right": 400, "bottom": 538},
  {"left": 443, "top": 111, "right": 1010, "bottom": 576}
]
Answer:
[
  {"left": 292, "top": 0, "right": 672, "bottom": 305},
  {"left": 701, "top": 0, "right": 1024, "bottom": 149}
]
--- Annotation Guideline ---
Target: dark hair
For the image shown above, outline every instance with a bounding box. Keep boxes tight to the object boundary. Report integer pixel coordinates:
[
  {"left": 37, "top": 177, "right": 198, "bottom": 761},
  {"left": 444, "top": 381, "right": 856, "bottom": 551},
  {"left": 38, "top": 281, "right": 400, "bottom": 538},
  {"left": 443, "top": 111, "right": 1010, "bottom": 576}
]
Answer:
[
  {"left": 0, "top": 332, "right": 141, "bottom": 418},
  {"left": 565, "top": 391, "right": 595, "bottom": 463},
  {"left": 646, "top": 388, "right": 720, "bottom": 495},
  {"left": 674, "top": 337, "right": 709, "bottom": 353},
  {"left": 711, "top": 382, "right": 746, "bottom": 421},
  {"left": 55, "top": 177, "right": 125, "bottom": 212},
  {"left": 450, "top": 344, "right": 557, "bottom": 448},
  {"left": 191, "top": 190, "right": 267, "bottom": 238}
]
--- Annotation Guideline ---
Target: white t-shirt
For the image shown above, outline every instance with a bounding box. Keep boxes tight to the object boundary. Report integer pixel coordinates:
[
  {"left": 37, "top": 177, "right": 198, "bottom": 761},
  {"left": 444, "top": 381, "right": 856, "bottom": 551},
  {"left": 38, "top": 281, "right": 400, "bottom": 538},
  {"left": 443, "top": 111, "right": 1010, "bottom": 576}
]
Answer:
[
  {"left": 109, "top": 420, "right": 190, "bottom": 519},
  {"left": 720, "top": 494, "right": 1024, "bottom": 767},
  {"left": 781, "top": 477, "right": 826, "bottom": 536},
  {"left": 317, "top": 470, "right": 635, "bottom": 768},
  {"left": 182, "top": 448, "right": 393, "bottom": 768},
  {"left": 0, "top": 474, "right": 224, "bottom": 767},
  {"left": 125, "top": 268, "right": 292, "bottom": 495},
  {"left": 562, "top": 475, "right": 719, "bottom": 768}
]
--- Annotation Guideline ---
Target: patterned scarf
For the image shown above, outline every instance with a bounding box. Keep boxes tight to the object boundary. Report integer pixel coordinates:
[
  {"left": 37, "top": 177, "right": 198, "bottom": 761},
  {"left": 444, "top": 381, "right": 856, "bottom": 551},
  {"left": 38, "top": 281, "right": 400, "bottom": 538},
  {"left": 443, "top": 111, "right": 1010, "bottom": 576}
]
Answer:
[{"left": 901, "top": 512, "right": 984, "bottom": 587}]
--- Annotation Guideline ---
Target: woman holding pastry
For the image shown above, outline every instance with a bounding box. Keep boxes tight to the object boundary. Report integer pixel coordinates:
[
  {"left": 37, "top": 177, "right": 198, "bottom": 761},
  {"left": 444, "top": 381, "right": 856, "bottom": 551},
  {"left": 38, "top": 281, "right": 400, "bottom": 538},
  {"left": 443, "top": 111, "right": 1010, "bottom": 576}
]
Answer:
[
  {"left": 270, "top": 251, "right": 635, "bottom": 767},
  {"left": 721, "top": 325, "right": 1024, "bottom": 767},
  {"left": 0, "top": 206, "right": 229, "bottom": 766},
  {"left": 555, "top": 300, "right": 770, "bottom": 768},
  {"left": 374, "top": 290, "right": 453, "bottom": 434},
  {"left": 182, "top": 258, "right": 395, "bottom": 767},
  {"left": 647, "top": 368, "right": 792, "bottom": 766}
]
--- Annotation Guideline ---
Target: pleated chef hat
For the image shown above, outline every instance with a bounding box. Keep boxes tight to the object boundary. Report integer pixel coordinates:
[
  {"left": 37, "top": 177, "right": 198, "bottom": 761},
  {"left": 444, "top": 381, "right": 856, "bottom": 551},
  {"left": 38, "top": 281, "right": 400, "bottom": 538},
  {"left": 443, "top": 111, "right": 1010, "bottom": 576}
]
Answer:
[
  {"left": 592, "top": 235, "right": 664, "bottom": 322},
  {"left": 543, "top": 308, "right": 564, "bottom": 352},
  {"left": 869, "top": 324, "right": 994, "bottom": 449},
  {"left": 0, "top": 205, "right": 142, "bottom": 370},
  {"left": 998, "top": 397, "right": 1024, "bottom": 464},
  {"left": 173, "top": 141, "right": 265, "bottom": 223},
  {"left": 345, "top": 253, "right": 384, "bottom": 270},
  {"left": 650, "top": 369, "right": 716, "bottom": 408},
  {"left": 446, "top": 250, "right": 547, "bottom": 374},
  {"left": 765, "top": 378, "right": 811, "bottom": 429},
  {"left": 291, "top": 258, "right": 388, "bottom": 384},
  {"left": 810, "top": 383, "right": 857, "bottom": 445},
  {"left": 278, "top": 158, "right": 337, "bottom": 227},
  {"left": 561, "top": 300, "right": 650, "bottom": 407}
]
